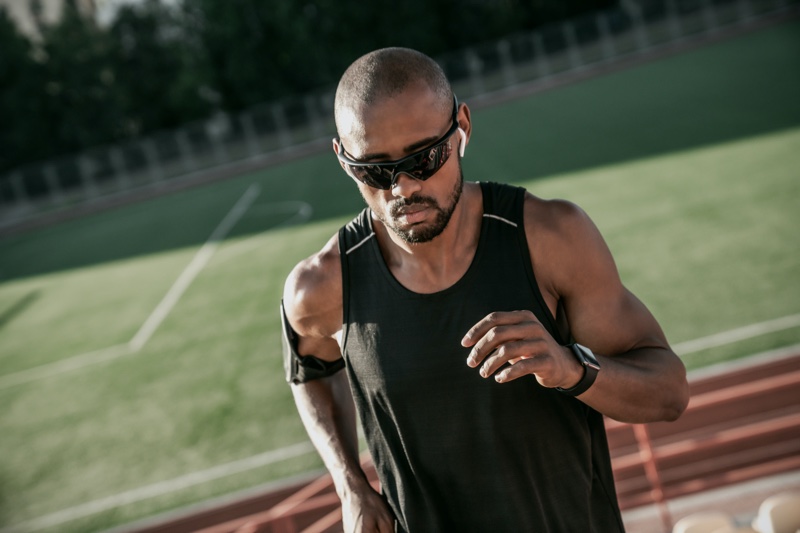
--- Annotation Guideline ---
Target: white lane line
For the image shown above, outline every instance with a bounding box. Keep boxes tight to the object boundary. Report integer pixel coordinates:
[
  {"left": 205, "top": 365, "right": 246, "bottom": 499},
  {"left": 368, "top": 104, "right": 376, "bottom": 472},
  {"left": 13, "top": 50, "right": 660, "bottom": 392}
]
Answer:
[
  {"left": 6, "top": 318, "right": 800, "bottom": 530},
  {"left": 129, "top": 183, "right": 260, "bottom": 351},
  {"left": 0, "top": 442, "right": 315, "bottom": 533},
  {"left": 0, "top": 185, "right": 261, "bottom": 391},
  {"left": 673, "top": 313, "right": 800, "bottom": 355},
  {"left": 211, "top": 201, "right": 313, "bottom": 267},
  {"left": 0, "top": 344, "right": 130, "bottom": 390},
  {"left": 275, "top": 201, "right": 313, "bottom": 227}
]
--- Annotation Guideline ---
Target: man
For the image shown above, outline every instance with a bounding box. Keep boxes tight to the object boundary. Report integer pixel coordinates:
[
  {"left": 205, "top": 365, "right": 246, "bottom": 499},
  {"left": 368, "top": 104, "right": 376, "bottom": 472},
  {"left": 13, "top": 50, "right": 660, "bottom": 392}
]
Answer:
[{"left": 282, "top": 47, "right": 689, "bottom": 532}]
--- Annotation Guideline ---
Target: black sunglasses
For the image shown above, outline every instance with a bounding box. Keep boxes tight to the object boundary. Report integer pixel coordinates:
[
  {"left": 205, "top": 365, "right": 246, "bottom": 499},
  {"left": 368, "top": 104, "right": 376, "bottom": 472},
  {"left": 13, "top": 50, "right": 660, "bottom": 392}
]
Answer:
[{"left": 335, "top": 97, "right": 460, "bottom": 190}]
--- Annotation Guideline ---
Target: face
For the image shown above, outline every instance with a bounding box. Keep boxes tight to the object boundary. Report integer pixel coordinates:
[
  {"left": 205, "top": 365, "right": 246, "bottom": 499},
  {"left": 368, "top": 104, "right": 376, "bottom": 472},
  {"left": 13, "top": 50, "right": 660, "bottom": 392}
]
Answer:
[
  {"left": 371, "top": 157, "right": 463, "bottom": 244},
  {"left": 335, "top": 85, "right": 469, "bottom": 244}
]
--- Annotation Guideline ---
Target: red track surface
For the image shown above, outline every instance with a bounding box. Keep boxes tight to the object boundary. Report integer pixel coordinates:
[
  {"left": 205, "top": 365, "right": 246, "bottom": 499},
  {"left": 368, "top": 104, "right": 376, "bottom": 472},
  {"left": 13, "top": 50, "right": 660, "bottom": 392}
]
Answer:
[{"left": 127, "top": 353, "right": 800, "bottom": 533}]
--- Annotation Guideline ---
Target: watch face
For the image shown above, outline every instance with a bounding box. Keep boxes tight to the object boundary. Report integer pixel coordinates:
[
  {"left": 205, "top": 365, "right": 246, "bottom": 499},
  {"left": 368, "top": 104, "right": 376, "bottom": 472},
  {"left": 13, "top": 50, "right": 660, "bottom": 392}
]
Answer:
[{"left": 575, "top": 344, "right": 600, "bottom": 370}]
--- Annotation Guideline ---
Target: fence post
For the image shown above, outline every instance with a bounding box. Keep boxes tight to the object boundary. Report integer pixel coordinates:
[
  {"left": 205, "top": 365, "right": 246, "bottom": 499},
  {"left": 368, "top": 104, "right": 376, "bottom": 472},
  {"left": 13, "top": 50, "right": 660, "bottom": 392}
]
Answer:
[
  {"left": 271, "top": 103, "right": 293, "bottom": 149},
  {"left": 77, "top": 155, "right": 99, "bottom": 201},
  {"left": 206, "top": 112, "right": 230, "bottom": 165},
  {"left": 622, "top": 1, "right": 650, "bottom": 51},
  {"left": 43, "top": 165, "right": 64, "bottom": 206},
  {"left": 666, "top": 0, "right": 684, "bottom": 40},
  {"left": 108, "top": 147, "right": 131, "bottom": 193},
  {"left": 633, "top": 424, "right": 672, "bottom": 532},
  {"left": 533, "top": 32, "right": 550, "bottom": 79},
  {"left": 563, "top": 21, "right": 584, "bottom": 70},
  {"left": 596, "top": 12, "right": 617, "bottom": 61},
  {"left": 465, "top": 49, "right": 485, "bottom": 98},
  {"left": 239, "top": 111, "right": 262, "bottom": 158},
  {"left": 737, "top": 0, "right": 753, "bottom": 22},
  {"left": 702, "top": 0, "right": 720, "bottom": 32},
  {"left": 141, "top": 138, "right": 164, "bottom": 185},
  {"left": 496, "top": 40, "right": 517, "bottom": 87},
  {"left": 175, "top": 130, "right": 197, "bottom": 173},
  {"left": 304, "top": 95, "right": 324, "bottom": 140},
  {"left": 9, "top": 172, "right": 29, "bottom": 207}
]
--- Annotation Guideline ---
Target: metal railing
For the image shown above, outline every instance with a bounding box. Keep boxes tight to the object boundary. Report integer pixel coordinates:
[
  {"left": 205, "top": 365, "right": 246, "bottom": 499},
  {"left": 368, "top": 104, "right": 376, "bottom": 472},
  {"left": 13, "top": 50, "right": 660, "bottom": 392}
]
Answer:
[{"left": 0, "top": 0, "right": 795, "bottom": 229}]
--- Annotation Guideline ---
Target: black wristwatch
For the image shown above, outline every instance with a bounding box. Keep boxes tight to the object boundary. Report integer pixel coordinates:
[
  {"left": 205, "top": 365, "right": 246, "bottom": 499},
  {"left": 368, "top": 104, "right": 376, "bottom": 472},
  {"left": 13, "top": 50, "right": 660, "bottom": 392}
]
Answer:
[{"left": 556, "top": 343, "right": 600, "bottom": 396}]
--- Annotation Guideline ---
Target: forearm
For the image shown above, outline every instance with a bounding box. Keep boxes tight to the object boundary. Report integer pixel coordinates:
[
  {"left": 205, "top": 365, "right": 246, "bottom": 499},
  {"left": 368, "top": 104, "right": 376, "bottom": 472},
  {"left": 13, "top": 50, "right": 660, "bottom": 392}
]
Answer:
[
  {"left": 578, "top": 347, "right": 689, "bottom": 423},
  {"left": 291, "top": 371, "right": 370, "bottom": 499}
]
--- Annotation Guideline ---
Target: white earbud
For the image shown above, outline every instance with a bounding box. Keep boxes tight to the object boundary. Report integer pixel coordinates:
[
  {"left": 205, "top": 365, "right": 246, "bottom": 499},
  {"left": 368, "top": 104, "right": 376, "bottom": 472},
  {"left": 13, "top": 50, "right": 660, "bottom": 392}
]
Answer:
[{"left": 457, "top": 128, "right": 466, "bottom": 157}]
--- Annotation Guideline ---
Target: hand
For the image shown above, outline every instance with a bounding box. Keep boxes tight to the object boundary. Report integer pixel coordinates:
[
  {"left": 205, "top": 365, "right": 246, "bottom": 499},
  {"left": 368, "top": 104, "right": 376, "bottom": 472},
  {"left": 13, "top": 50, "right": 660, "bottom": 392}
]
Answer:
[
  {"left": 341, "top": 484, "right": 395, "bottom": 533},
  {"left": 462, "top": 310, "right": 583, "bottom": 388}
]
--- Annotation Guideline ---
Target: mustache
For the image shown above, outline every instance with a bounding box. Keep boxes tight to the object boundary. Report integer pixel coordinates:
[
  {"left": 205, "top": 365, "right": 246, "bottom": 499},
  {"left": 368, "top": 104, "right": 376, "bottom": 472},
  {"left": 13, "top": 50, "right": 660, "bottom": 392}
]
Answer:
[{"left": 389, "top": 195, "right": 439, "bottom": 217}]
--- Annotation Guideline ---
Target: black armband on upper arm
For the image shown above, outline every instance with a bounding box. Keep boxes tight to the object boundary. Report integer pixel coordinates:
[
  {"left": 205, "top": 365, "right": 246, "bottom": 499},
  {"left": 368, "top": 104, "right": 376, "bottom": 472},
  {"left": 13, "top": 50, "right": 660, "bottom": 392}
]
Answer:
[{"left": 281, "top": 300, "right": 345, "bottom": 384}]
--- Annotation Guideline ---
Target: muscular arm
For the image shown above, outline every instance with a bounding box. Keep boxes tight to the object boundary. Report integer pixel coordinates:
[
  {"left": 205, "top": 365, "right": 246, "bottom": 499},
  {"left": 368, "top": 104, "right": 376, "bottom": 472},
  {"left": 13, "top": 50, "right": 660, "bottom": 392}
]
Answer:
[
  {"left": 291, "top": 371, "right": 364, "bottom": 499},
  {"left": 284, "top": 236, "right": 394, "bottom": 532},
  {"left": 464, "top": 196, "right": 689, "bottom": 423}
]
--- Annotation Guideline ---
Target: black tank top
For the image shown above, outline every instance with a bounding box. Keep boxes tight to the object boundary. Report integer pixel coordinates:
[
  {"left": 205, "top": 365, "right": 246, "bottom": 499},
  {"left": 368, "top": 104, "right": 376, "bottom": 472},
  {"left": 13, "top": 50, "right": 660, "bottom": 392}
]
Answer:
[{"left": 338, "top": 182, "right": 624, "bottom": 532}]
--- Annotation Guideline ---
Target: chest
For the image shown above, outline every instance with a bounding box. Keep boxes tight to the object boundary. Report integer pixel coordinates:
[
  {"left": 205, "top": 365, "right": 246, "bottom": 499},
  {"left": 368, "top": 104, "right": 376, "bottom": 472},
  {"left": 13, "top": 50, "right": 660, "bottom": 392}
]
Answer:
[{"left": 344, "top": 267, "right": 540, "bottom": 396}]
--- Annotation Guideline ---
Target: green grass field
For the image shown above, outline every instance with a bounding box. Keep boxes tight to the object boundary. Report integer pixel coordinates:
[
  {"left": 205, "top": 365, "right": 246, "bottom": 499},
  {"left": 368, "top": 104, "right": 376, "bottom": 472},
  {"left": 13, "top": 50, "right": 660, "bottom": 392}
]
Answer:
[{"left": 1, "top": 20, "right": 799, "bottom": 533}]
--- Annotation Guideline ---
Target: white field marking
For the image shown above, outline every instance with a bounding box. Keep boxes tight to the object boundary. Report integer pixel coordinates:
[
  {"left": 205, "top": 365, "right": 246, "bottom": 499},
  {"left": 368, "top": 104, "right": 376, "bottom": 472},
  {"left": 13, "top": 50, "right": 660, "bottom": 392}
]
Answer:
[
  {"left": 0, "top": 344, "right": 130, "bottom": 390},
  {"left": 210, "top": 200, "right": 313, "bottom": 266},
  {"left": 246, "top": 200, "right": 312, "bottom": 220},
  {"left": 0, "top": 185, "right": 260, "bottom": 391},
  {"left": 128, "top": 183, "right": 261, "bottom": 351},
  {"left": 5, "top": 320, "right": 800, "bottom": 531},
  {"left": 0, "top": 442, "right": 315, "bottom": 533},
  {"left": 672, "top": 313, "right": 800, "bottom": 355}
]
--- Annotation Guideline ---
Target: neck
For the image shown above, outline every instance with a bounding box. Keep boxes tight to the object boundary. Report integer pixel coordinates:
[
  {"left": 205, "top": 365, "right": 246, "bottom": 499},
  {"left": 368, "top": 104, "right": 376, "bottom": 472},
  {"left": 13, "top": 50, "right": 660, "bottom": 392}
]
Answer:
[{"left": 373, "top": 182, "right": 483, "bottom": 294}]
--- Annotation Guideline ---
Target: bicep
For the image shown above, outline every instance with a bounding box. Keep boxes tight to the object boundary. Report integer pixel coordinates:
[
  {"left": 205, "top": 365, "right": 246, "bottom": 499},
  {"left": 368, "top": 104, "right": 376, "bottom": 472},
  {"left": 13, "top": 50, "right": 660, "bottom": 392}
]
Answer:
[
  {"left": 283, "top": 243, "right": 345, "bottom": 364},
  {"left": 539, "top": 201, "right": 669, "bottom": 357},
  {"left": 569, "top": 284, "right": 669, "bottom": 359},
  {"left": 296, "top": 332, "right": 343, "bottom": 362}
]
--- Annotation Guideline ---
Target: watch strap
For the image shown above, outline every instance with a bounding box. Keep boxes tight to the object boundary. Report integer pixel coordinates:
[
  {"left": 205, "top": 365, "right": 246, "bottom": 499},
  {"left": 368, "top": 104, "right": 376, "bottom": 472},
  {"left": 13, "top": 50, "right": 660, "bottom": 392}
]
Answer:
[{"left": 556, "top": 344, "right": 599, "bottom": 396}]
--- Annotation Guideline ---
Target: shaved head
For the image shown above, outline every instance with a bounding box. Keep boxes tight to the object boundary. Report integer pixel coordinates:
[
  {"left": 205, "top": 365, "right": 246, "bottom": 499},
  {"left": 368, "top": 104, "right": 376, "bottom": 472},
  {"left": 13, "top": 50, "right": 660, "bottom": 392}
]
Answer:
[{"left": 334, "top": 47, "right": 453, "bottom": 139}]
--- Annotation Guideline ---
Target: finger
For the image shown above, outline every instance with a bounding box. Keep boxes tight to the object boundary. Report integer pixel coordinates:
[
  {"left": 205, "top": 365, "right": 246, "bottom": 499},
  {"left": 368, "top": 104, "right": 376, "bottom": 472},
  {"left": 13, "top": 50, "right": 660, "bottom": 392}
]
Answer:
[
  {"left": 461, "top": 310, "right": 534, "bottom": 347},
  {"left": 466, "top": 323, "right": 523, "bottom": 367},
  {"left": 494, "top": 356, "right": 547, "bottom": 384},
  {"left": 478, "top": 339, "right": 546, "bottom": 378},
  {"left": 467, "top": 315, "right": 544, "bottom": 368}
]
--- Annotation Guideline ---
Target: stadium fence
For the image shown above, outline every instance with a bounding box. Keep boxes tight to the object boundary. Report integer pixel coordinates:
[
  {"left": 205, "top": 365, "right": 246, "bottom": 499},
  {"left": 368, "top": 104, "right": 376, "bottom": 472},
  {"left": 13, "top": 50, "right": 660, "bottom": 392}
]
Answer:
[{"left": 0, "top": 0, "right": 796, "bottom": 230}]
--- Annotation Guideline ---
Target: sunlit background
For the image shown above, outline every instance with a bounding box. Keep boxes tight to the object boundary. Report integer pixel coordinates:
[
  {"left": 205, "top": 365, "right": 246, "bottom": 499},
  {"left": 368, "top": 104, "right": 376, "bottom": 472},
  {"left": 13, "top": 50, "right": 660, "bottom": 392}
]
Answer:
[{"left": 0, "top": 1, "right": 798, "bottom": 532}]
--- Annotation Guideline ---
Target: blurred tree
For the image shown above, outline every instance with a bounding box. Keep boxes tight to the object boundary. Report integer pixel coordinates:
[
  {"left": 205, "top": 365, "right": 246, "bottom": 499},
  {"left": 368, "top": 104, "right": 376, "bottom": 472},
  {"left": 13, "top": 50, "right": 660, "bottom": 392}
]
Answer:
[
  {"left": 508, "top": 0, "right": 617, "bottom": 28},
  {"left": 35, "top": 0, "right": 125, "bottom": 157},
  {"left": 0, "top": 0, "right": 214, "bottom": 174},
  {"left": 183, "top": 0, "right": 615, "bottom": 112},
  {"left": 0, "top": 6, "right": 46, "bottom": 172},
  {"left": 109, "top": 0, "right": 213, "bottom": 136},
  {"left": 0, "top": 0, "right": 615, "bottom": 174}
]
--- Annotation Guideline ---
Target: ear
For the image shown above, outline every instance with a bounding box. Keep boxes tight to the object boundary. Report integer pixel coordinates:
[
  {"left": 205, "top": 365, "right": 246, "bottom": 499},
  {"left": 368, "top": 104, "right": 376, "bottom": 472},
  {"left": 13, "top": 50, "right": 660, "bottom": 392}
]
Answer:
[
  {"left": 456, "top": 102, "right": 472, "bottom": 157},
  {"left": 332, "top": 138, "right": 351, "bottom": 175}
]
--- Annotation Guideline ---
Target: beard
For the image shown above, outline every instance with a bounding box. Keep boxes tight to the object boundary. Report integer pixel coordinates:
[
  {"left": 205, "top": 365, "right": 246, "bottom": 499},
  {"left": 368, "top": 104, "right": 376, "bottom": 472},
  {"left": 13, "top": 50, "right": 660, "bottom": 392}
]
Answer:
[{"left": 374, "top": 169, "right": 464, "bottom": 244}]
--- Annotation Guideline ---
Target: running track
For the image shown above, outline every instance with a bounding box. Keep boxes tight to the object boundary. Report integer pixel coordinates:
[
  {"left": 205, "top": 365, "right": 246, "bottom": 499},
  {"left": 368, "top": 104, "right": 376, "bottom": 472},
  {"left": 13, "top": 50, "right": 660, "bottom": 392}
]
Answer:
[{"left": 120, "top": 349, "right": 800, "bottom": 533}]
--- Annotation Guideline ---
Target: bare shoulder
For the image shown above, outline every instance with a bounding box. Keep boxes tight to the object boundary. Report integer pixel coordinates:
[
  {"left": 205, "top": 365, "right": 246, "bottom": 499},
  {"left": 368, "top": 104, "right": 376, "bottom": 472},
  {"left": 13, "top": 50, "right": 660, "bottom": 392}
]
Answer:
[
  {"left": 522, "top": 192, "right": 596, "bottom": 240},
  {"left": 522, "top": 191, "right": 621, "bottom": 300},
  {"left": 283, "top": 233, "right": 343, "bottom": 342}
]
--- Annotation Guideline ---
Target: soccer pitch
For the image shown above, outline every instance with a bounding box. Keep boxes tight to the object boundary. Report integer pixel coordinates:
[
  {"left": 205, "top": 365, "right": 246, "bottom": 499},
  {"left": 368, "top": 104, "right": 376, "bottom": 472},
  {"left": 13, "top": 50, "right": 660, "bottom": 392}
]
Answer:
[{"left": 0, "top": 20, "right": 798, "bottom": 533}]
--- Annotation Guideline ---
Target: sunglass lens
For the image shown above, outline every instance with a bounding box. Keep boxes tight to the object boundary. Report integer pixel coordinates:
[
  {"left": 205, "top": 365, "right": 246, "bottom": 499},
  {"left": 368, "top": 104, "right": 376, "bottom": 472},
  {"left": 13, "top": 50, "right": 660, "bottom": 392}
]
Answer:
[
  {"left": 350, "top": 165, "right": 393, "bottom": 190},
  {"left": 344, "top": 137, "right": 452, "bottom": 189},
  {"left": 402, "top": 142, "right": 451, "bottom": 181}
]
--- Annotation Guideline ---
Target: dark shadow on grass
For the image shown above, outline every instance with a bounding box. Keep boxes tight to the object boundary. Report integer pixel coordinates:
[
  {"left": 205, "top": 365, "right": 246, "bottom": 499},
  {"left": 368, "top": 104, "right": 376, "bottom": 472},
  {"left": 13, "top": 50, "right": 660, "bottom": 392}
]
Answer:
[
  {"left": 0, "top": 290, "right": 40, "bottom": 330},
  {"left": 0, "top": 19, "right": 798, "bottom": 282}
]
